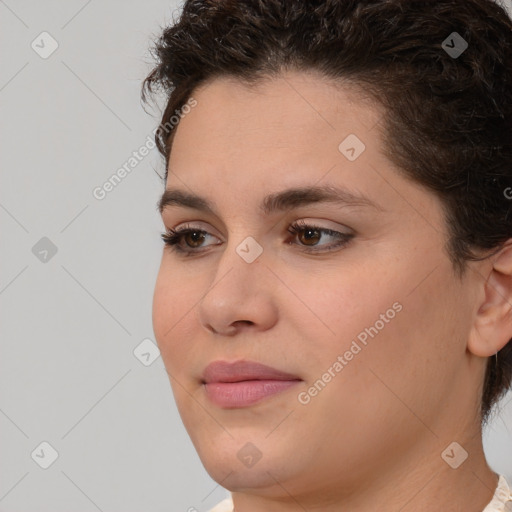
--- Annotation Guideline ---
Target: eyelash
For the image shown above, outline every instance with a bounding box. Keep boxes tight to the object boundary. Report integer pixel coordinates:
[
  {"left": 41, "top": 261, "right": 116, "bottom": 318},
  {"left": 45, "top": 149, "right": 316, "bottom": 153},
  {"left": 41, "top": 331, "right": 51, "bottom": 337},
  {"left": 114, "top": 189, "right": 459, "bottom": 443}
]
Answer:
[{"left": 160, "top": 220, "right": 354, "bottom": 257}]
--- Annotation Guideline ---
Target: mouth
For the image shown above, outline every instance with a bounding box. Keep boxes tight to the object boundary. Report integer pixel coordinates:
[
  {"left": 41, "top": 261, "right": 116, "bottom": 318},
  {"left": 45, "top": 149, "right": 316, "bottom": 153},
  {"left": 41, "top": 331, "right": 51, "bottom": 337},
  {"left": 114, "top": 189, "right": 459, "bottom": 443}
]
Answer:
[{"left": 201, "top": 360, "right": 302, "bottom": 408}]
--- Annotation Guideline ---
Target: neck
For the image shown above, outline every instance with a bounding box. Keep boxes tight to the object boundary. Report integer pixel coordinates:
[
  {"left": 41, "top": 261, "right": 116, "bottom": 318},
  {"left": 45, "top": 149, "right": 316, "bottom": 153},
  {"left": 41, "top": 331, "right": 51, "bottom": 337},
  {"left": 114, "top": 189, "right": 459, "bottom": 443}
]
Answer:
[{"left": 231, "top": 429, "right": 498, "bottom": 512}]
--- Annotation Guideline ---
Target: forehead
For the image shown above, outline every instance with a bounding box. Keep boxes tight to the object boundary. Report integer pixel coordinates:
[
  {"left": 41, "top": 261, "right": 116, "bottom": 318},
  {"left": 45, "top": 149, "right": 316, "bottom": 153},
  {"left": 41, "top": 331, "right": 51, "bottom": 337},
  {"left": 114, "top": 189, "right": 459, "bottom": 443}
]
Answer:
[
  {"left": 167, "top": 71, "right": 385, "bottom": 184},
  {"left": 185, "top": 72, "right": 379, "bottom": 137}
]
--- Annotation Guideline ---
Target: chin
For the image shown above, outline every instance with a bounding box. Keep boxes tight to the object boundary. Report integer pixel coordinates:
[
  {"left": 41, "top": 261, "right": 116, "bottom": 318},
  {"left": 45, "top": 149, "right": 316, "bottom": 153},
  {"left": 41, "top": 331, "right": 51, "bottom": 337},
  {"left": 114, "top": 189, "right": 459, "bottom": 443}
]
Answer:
[
  {"left": 204, "top": 457, "right": 287, "bottom": 492},
  {"left": 193, "top": 435, "right": 292, "bottom": 490}
]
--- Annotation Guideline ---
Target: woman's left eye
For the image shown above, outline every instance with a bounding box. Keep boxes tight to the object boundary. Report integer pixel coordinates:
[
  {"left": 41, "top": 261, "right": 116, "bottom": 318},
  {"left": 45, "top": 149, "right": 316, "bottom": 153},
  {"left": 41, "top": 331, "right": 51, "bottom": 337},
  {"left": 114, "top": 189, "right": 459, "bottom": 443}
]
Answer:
[
  {"left": 160, "top": 220, "right": 354, "bottom": 256},
  {"left": 286, "top": 220, "right": 354, "bottom": 253}
]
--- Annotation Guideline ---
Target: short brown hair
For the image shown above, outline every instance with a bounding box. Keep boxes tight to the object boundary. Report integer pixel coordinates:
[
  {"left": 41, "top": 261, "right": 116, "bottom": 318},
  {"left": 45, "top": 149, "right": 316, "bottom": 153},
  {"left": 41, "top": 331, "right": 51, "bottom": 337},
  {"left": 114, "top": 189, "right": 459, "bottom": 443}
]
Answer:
[{"left": 142, "top": 0, "right": 512, "bottom": 425}]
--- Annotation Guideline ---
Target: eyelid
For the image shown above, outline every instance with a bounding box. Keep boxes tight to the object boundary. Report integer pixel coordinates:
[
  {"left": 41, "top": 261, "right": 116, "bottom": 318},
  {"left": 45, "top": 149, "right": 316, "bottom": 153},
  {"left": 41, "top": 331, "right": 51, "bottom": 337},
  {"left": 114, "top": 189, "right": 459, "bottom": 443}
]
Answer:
[
  {"left": 168, "top": 217, "right": 351, "bottom": 235},
  {"left": 171, "top": 221, "right": 224, "bottom": 239}
]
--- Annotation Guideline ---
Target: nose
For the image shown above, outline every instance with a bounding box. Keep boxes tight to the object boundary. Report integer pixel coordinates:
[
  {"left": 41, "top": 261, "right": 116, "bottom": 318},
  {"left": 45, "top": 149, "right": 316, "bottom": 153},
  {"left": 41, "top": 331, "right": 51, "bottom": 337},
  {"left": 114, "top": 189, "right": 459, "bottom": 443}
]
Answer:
[{"left": 197, "top": 240, "right": 278, "bottom": 336}]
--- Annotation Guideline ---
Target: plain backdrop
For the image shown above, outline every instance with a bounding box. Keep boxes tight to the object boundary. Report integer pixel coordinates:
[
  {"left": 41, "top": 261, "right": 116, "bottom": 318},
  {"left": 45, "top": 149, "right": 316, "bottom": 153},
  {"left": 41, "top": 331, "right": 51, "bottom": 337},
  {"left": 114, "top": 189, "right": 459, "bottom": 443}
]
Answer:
[{"left": 1, "top": 1, "right": 511, "bottom": 510}]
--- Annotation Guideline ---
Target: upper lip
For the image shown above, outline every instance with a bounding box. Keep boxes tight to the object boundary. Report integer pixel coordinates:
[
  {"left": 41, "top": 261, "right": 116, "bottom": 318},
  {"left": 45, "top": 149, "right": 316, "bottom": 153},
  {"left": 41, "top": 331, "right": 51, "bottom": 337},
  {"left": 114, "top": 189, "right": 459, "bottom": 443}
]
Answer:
[{"left": 202, "top": 360, "right": 302, "bottom": 384}]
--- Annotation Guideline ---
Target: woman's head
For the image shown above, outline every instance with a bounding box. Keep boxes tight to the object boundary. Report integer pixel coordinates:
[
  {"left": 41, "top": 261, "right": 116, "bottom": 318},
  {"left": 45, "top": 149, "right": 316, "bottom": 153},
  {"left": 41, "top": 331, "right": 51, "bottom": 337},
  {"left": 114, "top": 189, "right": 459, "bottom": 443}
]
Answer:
[{"left": 143, "top": 0, "right": 512, "bottom": 504}]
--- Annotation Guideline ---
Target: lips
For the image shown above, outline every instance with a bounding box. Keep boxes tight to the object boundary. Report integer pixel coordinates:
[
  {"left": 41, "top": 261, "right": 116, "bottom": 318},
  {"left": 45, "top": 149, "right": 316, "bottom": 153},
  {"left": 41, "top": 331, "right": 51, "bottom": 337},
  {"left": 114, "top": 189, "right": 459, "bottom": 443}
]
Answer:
[
  {"left": 201, "top": 360, "right": 302, "bottom": 408},
  {"left": 202, "top": 360, "right": 301, "bottom": 383}
]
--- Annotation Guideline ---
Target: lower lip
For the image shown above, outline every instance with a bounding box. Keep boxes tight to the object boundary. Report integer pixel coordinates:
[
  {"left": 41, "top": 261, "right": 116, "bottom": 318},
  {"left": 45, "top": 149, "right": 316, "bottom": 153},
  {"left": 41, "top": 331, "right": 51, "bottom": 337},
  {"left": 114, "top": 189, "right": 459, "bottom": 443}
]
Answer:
[{"left": 204, "top": 380, "right": 301, "bottom": 408}]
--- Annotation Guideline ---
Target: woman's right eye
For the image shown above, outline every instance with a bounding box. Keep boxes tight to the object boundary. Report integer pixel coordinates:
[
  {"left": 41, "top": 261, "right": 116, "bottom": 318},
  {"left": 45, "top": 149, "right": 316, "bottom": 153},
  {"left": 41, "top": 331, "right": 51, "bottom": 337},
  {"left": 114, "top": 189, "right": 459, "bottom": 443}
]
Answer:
[{"left": 160, "top": 225, "right": 220, "bottom": 256}]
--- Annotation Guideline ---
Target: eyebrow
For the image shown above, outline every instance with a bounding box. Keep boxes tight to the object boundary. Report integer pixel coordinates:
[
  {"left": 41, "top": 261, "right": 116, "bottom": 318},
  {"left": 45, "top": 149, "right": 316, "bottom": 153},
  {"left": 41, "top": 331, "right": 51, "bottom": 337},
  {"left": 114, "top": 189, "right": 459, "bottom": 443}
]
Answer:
[{"left": 157, "top": 184, "right": 383, "bottom": 216}]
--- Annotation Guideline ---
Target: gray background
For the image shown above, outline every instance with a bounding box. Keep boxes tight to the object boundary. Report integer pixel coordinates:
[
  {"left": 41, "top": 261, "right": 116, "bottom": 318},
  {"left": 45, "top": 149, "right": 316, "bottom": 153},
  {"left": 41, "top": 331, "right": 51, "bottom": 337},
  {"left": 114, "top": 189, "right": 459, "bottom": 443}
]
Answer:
[{"left": 1, "top": 1, "right": 511, "bottom": 510}]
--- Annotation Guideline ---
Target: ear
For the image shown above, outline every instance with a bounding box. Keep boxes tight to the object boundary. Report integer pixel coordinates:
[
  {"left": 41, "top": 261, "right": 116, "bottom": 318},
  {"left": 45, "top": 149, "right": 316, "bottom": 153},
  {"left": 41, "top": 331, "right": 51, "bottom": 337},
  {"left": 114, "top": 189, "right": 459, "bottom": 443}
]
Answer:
[{"left": 468, "top": 241, "right": 512, "bottom": 358}]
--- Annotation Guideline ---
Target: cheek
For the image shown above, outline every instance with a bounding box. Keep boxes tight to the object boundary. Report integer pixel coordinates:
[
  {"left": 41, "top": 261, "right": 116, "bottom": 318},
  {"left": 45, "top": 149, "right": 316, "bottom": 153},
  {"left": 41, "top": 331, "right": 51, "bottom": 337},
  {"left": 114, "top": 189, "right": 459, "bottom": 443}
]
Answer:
[
  {"left": 282, "top": 266, "right": 400, "bottom": 359},
  {"left": 291, "top": 262, "right": 446, "bottom": 396},
  {"left": 152, "top": 265, "right": 196, "bottom": 366},
  {"left": 290, "top": 278, "right": 444, "bottom": 448},
  {"left": 152, "top": 260, "right": 234, "bottom": 391},
  {"left": 152, "top": 270, "right": 170, "bottom": 344},
  {"left": 320, "top": 262, "right": 464, "bottom": 422}
]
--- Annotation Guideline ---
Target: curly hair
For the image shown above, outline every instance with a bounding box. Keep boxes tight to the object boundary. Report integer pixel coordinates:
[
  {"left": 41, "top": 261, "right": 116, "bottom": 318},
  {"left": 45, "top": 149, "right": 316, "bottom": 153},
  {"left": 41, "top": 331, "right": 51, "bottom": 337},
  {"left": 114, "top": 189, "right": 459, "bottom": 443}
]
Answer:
[{"left": 141, "top": 0, "right": 512, "bottom": 426}]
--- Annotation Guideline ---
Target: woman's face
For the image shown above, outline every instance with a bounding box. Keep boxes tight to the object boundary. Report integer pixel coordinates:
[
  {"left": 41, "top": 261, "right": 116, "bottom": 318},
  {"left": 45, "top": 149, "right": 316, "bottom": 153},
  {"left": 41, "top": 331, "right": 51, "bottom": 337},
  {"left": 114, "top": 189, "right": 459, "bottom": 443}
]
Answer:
[{"left": 152, "top": 71, "right": 485, "bottom": 500}]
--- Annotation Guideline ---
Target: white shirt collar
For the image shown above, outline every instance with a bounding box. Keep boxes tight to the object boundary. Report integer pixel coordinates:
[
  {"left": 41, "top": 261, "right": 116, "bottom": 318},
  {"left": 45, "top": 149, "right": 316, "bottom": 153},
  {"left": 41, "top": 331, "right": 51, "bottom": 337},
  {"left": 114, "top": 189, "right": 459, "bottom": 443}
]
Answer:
[{"left": 208, "top": 474, "right": 512, "bottom": 512}]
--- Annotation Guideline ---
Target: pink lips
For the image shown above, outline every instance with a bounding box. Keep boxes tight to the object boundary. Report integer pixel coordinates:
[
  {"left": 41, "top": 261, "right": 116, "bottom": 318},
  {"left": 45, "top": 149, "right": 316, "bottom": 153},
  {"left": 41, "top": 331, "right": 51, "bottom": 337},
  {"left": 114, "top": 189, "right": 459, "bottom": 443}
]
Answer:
[{"left": 202, "top": 360, "right": 302, "bottom": 408}]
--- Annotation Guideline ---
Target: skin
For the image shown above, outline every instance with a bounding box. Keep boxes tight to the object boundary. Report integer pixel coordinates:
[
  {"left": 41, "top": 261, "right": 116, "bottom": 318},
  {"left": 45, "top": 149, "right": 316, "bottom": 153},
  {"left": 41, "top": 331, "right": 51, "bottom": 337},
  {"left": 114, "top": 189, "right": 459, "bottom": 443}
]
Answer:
[{"left": 152, "top": 70, "right": 512, "bottom": 511}]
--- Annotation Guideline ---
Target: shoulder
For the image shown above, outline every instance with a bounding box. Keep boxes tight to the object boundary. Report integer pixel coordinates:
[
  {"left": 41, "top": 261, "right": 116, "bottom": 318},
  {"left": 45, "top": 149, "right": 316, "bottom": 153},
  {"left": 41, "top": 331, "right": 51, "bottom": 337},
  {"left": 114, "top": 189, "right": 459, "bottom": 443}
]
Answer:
[
  {"left": 207, "top": 496, "right": 234, "bottom": 512},
  {"left": 482, "top": 475, "right": 512, "bottom": 512}
]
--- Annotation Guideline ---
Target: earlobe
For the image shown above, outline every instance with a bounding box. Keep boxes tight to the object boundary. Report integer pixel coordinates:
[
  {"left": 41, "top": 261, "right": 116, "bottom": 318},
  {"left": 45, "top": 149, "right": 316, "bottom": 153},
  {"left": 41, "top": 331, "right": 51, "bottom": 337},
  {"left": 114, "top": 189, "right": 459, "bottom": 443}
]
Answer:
[{"left": 468, "top": 241, "right": 512, "bottom": 358}]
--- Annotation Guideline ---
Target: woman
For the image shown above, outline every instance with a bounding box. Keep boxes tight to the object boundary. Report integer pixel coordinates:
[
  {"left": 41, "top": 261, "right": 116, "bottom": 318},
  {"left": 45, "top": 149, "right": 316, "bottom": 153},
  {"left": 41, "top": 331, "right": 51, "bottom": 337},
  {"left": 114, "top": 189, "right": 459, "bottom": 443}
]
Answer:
[{"left": 143, "top": 0, "right": 512, "bottom": 510}]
